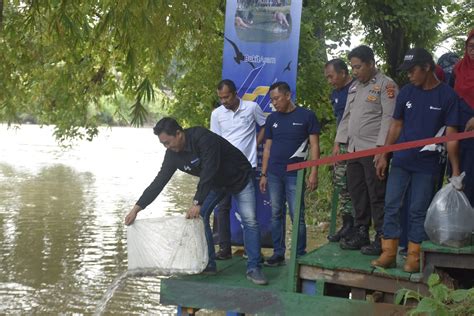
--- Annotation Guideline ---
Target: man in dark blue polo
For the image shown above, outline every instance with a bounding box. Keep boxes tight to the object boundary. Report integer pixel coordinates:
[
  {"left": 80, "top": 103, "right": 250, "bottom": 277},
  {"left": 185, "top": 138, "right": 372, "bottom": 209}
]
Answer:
[{"left": 372, "top": 48, "right": 461, "bottom": 272}]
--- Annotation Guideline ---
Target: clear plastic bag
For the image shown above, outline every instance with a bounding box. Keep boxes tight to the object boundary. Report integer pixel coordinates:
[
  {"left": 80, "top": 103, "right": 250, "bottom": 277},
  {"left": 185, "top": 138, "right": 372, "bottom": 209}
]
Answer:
[
  {"left": 425, "top": 181, "right": 474, "bottom": 248},
  {"left": 127, "top": 216, "right": 208, "bottom": 275}
]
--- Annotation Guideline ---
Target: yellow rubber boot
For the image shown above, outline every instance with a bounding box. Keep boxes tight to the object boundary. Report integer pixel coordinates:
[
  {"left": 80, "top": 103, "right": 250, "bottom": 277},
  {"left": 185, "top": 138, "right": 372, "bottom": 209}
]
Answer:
[
  {"left": 371, "top": 238, "right": 398, "bottom": 268},
  {"left": 404, "top": 242, "right": 421, "bottom": 273}
]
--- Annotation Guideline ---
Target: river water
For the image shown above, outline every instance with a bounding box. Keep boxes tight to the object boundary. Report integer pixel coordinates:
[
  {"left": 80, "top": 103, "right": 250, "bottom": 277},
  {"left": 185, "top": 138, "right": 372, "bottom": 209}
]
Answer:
[
  {"left": 0, "top": 124, "right": 326, "bottom": 315},
  {"left": 0, "top": 124, "right": 199, "bottom": 314}
]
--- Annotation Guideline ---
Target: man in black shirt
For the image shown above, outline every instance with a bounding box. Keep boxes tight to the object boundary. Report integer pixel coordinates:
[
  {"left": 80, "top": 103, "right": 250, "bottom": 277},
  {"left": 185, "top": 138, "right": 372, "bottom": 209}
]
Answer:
[{"left": 125, "top": 117, "right": 267, "bottom": 285}]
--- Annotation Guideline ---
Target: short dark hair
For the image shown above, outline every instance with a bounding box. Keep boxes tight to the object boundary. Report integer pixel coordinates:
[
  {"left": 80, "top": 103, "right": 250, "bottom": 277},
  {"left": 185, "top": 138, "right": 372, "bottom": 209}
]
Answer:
[
  {"left": 153, "top": 117, "right": 183, "bottom": 136},
  {"left": 269, "top": 81, "right": 291, "bottom": 94},
  {"left": 325, "top": 58, "right": 349, "bottom": 75},
  {"left": 217, "top": 79, "right": 237, "bottom": 93},
  {"left": 348, "top": 45, "right": 375, "bottom": 64}
]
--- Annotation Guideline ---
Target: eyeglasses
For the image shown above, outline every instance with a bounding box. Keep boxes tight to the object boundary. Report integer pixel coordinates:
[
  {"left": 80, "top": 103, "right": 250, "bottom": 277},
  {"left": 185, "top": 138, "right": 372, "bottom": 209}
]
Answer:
[{"left": 467, "top": 44, "right": 474, "bottom": 51}]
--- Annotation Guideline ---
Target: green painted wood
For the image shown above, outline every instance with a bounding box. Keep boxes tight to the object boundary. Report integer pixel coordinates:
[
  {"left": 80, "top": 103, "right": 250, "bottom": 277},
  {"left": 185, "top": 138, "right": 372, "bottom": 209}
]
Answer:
[
  {"left": 329, "top": 187, "right": 340, "bottom": 235},
  {"left": 421, "top": 240, "right": 474, "bottom": 254},
  {"left": 287, "top": 168, "right": 305, "bottom": 292},
  {"left": 161, "top": 276, "right": 409, "bottom": 315},
  {"left": 298, "top": 243, "right": 376, "bottom": 274}
]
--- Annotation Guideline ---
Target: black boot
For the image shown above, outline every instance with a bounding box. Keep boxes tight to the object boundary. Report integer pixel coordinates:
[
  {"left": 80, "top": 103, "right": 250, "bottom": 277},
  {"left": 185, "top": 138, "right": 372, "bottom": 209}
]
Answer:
[
  {"left": 340, "top": 225, "right": 370, "bottom": 250},
  {"left": 328, "top": 214, "right": 354, "bottom": 242},
  {"left": 361, "top": 232, "right": 382, "bottom": 255}
]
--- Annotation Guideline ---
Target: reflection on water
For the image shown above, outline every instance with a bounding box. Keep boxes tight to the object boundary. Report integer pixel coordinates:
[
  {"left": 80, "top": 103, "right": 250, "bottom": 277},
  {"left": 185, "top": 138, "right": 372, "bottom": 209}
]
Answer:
[{"left": 0, "top": 124, "right": 197, "bottom": 314}]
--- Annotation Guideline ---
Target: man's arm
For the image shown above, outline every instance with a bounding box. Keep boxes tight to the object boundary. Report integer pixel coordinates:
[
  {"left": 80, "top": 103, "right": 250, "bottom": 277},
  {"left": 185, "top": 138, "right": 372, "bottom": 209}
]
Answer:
[
  {"left": 257, "top": 127, "right": 265, "bottom": 146},
  {"left": 446, "top": 126, "right": 460, "bottom": 177},
  {"left": 307, "top": 134, "right": 320, "bottom": 191},
  {"left": 210, "top": 109, "right": 221, "bottom": 135},
  {"left": 377, "top": 81, "right": 398, "bottom": 146},
  {"left": 375, "top": 118, "right": 403, "bottom": 180},
  {"left": 125, "top": 152, "right": 177, "bottom": 225},
  {"left": 259, "top": 138, "right": 272, "bottom": 193}
]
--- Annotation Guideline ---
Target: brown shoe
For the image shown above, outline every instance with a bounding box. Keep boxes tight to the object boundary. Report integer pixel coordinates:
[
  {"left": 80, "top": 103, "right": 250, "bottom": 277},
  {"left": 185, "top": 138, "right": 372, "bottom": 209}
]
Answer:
[
  {"left": 404, "top": 242, "right": 421, "bottom": 273},
  {"left": 371, "top": 238, "right": 398, "bottom": 268},
  {"left": 215, "top": 249, "right": 232, "bottom": 260}
]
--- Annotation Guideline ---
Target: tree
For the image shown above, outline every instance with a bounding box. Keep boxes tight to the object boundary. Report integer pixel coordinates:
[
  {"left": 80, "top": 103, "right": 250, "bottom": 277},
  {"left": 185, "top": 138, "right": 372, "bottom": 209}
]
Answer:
[{"left": 0, "top": 0, "right": 225, "bottom": 140}]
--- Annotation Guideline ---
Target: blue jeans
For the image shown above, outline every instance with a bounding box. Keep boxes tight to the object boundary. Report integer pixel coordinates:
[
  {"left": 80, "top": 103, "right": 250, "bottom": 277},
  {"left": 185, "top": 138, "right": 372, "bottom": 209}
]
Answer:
[
  {"left": 383, "top": 166, "right": 437, "bottom": 243},
  {"left": 267, "top": 172, "right": 306, "bottom": 257},
  {"left": 200, "top": 178, "right": 262, "bottom": 272}
]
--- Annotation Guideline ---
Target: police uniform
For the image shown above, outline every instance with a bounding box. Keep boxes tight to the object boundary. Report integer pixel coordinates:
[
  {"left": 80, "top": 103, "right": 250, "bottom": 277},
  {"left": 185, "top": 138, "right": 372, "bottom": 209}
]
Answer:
[{"left": 335, "top": 70, "right": 398, "bottom": 245}]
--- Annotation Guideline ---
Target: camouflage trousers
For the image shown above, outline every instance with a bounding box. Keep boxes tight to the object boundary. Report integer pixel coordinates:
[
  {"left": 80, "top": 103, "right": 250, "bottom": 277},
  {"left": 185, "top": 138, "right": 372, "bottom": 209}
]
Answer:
[{"left": 333, "top": 143, "right": 353, "bottom": 216}]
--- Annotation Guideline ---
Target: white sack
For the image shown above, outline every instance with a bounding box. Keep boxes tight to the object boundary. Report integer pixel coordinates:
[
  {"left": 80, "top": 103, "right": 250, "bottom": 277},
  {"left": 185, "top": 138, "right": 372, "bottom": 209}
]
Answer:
[{"left": 127, "top": 216, "right": 208, "bottom": 275}]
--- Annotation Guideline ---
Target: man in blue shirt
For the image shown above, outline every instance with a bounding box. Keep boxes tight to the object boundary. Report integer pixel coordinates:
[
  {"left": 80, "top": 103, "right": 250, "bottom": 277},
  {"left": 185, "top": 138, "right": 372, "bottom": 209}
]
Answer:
[
  {"left": 372, "top": 48, "right": 461, "bottom": 272},
  {"left": 324, "top": 58, "right": 355, "bottom": 242},
  {"left": 259, "top": 81, "right": 321, "bottom": 266}
]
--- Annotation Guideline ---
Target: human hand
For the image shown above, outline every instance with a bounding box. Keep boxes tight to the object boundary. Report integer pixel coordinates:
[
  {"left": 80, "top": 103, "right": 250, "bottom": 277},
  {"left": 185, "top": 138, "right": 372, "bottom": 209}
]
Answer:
[
  {"left": 465, "top": 118, "right": 474, "bottom": 132},
  {"left": 125, "top": 205, "right": 142, "bottom": 225},
  {"left": 449, "top": 172, "right": 465, "bottom": 191},
  {"left": 306, "top": 171, "right": 318, "bottom": 192},
  {"left": 375, "top": 155, "right": 388, "bottom": 180},
  {"left": 186, "top": 204, "right": 201, "bottom": 219},
  {"left": 259, "top": 176, "right": 267, "bottom": 193}
]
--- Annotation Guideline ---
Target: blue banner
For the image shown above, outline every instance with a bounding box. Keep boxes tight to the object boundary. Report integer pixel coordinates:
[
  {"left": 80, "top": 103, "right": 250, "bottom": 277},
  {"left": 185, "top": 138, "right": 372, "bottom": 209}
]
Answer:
[{"left": 221, "top": 0, "right": 303, "bottom": 247}]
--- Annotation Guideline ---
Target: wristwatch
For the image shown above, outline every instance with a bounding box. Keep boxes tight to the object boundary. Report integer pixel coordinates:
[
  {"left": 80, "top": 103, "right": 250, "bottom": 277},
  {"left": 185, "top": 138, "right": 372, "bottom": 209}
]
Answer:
[
  {"left": 192, "top": 199, "right": 200, "bottom": 206},
  {"left": 260, "top": 172, "right": 267, "bottom": 177}
]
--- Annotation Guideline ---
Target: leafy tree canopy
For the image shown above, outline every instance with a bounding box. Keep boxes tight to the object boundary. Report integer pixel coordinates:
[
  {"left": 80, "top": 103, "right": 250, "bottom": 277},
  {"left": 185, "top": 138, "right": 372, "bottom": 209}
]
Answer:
[{"left": 0, "top": 0, "right": 470, "bottom": 140}]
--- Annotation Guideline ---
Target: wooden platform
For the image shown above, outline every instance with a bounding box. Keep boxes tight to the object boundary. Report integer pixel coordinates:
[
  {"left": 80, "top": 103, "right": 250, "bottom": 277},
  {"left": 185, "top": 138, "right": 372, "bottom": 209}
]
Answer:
[
  {"left": 297, "top": 242, "right": 428, "bottom": 303},
  {"left": 160, "top": 256, "right": 408, "bottom": 315}
]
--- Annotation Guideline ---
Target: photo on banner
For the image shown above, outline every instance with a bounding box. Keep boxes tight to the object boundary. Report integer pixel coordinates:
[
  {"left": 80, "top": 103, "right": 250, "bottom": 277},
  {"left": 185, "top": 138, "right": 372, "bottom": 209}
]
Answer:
[{"left": 221, "top": 0, "right": 303, "bottom": 247}]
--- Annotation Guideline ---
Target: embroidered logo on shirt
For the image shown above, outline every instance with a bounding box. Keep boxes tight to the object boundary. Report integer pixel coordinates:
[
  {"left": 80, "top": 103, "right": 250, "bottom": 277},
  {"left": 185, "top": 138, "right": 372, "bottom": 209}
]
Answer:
[
  {"left": 183, "top": 165, "right": 192, "bottom": 171},
  {"left": 191, "top": 158, "right": 200, "bottom": 165},
  {"left": 367, "top": 95, "right": 378, "bottom": 102},
  {"left": 292, "top": 122, "right": 303, "bottom": 126},
  {"left": 406, "top": 101, "right": 412, "bottom": 109},
  {"left": 273, "top": 122, "right": 278, "bottom": 128},
  {"left": 335, "top": 98, "right": 339, "bottom": 104},
  {"left": 429, "top": 106, "right": 442, "bottom": 111}
]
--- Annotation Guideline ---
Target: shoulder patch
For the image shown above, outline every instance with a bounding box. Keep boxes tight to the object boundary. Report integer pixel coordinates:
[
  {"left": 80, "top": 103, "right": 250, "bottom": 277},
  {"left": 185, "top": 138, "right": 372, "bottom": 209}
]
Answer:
[{"left": 386, "top": 83, "right": 396, "bottom": 99}]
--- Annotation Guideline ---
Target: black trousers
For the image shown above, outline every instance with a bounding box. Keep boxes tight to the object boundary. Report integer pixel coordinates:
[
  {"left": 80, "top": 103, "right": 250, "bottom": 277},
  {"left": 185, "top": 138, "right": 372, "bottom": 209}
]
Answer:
[
  {"left": 215, "top": 194, "right": 232, "bottom": 252},
  {"left": 346, "top": 156, "right": 386, "bottom": 233}
]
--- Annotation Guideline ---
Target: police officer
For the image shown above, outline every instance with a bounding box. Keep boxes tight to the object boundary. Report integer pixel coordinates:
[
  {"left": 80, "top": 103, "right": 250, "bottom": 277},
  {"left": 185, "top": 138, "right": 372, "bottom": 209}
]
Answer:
[{"left": 335, "top": 45, "right": 398, "bottom": 255}]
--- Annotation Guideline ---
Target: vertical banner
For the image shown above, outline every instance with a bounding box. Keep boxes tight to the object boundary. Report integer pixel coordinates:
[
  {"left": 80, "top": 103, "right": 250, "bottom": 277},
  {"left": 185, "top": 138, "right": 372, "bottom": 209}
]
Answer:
[{"left": 221, "top": 0, "right": 303, "bottom": 247}]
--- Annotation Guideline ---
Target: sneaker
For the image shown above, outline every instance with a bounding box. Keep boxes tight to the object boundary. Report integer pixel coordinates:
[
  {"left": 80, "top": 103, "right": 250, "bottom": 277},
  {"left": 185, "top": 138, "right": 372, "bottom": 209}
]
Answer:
[
  {"left": 264, "top": 254, "right": 285, "bottom": 267},
  {"left": 215, "top": 250, "right": 232, "bottom": 260},
  {"left": 201, "top": 265, "right": 217, "bottom": 275},
  {"left": 246, "top": 268, "right": 268, "bottom": 285}
]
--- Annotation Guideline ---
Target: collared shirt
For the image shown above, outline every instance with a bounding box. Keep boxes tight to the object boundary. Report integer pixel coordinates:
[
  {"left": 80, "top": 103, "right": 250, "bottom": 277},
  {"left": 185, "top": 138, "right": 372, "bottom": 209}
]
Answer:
[
  {"left": 330, "top": 79, "right": 355, "bottom": 126},
  {"left": 210, "top": 99, "right": 266, "bottom": 167},
  {"left": 335, "top": 70, "right": 398, "bottom": 152},
  {"left": 136, "top": 127, "right": 252, "bottom": 209}
]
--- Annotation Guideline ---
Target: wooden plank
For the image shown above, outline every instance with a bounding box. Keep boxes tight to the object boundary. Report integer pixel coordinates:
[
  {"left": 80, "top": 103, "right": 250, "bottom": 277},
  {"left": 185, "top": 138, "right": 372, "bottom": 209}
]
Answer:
[
  {"left": 161, "top": 278, "right": 408, "bottom": 315},
  {"left": 299, "top": 266, "right": 429, "bottom": 296},
  {"left": 298, "top": 243, "right": 377, "bottom": 274},
  {"left": 351, "top": 287, "right": 366, "bottom": 300},
  {"left": 421, "top": 241, "right": 474, "bottom": 254},
  {"left": 287, "top": 168, "right": 305, "bottom": 292},
  {"left": 424, "top": 252, "right": 474, "bottom": 270}
]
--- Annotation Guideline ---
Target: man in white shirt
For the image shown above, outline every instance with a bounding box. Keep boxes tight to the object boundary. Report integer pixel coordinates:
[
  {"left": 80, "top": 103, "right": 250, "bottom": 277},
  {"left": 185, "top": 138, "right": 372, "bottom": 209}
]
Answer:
[{"left": 210, "top": 79, "right": 266, "bottom": 259}]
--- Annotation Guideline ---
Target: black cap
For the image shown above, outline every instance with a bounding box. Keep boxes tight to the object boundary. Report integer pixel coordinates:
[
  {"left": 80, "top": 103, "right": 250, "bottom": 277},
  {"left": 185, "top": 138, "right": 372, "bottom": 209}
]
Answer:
[{"left": 398, "top": 48, "right": 434, "bottom": 71}]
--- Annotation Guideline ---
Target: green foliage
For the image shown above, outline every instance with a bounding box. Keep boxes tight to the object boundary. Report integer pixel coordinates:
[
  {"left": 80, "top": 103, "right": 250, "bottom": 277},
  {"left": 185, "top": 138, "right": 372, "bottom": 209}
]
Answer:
[
  {"left": 0, "top": 0, "right": 225, "bottom": 139},
  {"left": 353, "top": 0, "right": 449, "bottom": 81},
  {"left": 440, "top": 0, "right": 474, "bottom": 56},
  {"left": 396, "top": 274, "right": 474, "bottom": 316}
]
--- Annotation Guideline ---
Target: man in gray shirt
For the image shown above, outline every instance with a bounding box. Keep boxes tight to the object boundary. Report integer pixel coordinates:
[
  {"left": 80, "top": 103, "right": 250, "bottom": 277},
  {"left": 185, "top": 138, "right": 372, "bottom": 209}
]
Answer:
[{"left": 335, "top": 45, "right": 398, "bottom": 255}]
